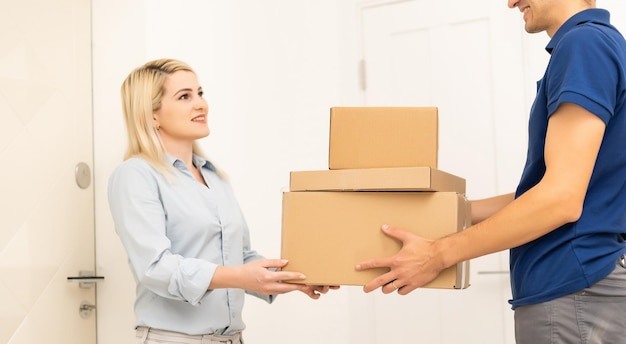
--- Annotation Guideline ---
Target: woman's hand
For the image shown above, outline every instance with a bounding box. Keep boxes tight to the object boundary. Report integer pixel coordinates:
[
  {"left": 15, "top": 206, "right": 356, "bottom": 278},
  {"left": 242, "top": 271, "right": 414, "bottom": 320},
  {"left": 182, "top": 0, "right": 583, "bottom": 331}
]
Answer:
[
  {"left": 298, "top": 284, "right": 340, "bottom": 299},
  {"left": 211, "top": 259, "right": 339, "bottom": 299}
]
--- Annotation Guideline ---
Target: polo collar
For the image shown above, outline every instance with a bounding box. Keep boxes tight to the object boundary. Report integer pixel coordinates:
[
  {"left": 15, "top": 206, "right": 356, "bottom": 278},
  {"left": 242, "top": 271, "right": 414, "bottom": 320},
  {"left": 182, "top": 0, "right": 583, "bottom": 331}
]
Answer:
[{"left": 546, "top": 8, "right": 610, "bottom": 54}]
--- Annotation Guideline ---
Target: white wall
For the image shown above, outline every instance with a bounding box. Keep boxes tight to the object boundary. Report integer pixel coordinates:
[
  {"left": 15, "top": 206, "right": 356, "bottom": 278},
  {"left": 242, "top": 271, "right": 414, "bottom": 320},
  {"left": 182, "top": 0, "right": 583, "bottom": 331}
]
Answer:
[
  {"left": 93, "top": 1, "right": 626, "bottom": 344},
  {"left": 92, "top": 1, "right": 147, "bottom": 343},
  {"left": 93, "top": 1, "right": 364, "bottom": 343}
]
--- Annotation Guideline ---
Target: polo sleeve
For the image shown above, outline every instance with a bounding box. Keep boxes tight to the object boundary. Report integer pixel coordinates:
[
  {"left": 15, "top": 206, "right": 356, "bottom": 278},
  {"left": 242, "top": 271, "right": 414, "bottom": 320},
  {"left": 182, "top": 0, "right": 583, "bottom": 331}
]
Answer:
[{"left": 546, "top": 25, "right": 620, "bottom": 123}]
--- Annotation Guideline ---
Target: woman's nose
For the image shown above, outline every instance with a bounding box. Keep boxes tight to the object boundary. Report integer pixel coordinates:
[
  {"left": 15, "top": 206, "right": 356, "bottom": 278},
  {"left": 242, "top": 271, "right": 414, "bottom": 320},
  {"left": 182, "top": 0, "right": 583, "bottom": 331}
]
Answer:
[{"left": 195, "top": 97, "right": 208, "bottom": 111}]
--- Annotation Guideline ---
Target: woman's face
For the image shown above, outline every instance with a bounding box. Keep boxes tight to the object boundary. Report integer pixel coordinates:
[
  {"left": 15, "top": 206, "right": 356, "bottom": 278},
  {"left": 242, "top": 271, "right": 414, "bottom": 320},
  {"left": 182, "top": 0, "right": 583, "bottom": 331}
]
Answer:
[{"left": 153, "top": 70, "right": 210, "bottom": 146}]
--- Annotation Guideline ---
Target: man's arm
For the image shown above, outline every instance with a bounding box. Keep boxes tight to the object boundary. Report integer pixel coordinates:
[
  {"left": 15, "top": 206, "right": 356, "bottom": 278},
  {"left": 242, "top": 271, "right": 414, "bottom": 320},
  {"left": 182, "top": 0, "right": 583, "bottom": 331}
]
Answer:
[
  {"left": 471, "top": 193, "right": 515, "bottom": 224},
  {"left": 358, "top": 102, "right": 606, "bottom": 294},
  {"left": 442, "top": 102, "right": 605, "bottom": 265}
]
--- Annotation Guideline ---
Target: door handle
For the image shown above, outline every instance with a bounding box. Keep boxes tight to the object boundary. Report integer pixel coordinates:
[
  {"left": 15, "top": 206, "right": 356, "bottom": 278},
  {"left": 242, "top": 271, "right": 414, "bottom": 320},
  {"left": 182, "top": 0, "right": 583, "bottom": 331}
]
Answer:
[
  {"left": 477, "top": 271, "right": 509, "bottom": 275},
  {"left": 67, "top": 270, "right": 104, "bottom": 289}
]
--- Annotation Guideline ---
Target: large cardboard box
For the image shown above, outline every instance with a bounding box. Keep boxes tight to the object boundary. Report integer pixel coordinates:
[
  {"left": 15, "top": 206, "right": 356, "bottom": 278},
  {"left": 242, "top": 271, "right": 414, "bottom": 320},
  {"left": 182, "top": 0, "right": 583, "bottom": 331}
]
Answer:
[
  {"left": 289, "top": 167, "right": 465, "bottom": 194},
  {"left": 328, "top": 107, "right": 438, "bottom": 169},
  {"left": 281, "top": 191, "right": 470, "bottom": 289}
]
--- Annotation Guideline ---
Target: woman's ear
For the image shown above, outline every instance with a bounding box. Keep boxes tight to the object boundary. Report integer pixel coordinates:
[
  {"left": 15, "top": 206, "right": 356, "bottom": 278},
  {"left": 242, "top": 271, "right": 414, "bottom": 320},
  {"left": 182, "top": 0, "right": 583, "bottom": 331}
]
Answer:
[{"left": 153, "top": 114, "right": 160, "bottom": 131}]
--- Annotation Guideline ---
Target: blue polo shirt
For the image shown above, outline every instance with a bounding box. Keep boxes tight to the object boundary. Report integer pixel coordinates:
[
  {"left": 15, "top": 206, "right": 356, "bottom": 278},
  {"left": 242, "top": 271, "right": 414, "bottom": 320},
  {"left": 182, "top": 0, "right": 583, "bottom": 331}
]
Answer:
[{"left": 510, "top": 9, "right": 626, "bottom": 309}]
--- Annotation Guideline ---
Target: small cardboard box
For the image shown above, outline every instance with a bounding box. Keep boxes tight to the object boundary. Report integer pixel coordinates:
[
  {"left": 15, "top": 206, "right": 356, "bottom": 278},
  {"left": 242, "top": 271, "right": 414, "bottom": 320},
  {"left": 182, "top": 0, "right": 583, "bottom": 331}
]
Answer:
[
  {"left": 289, "top": 167, "right": 465, "bottom": 194},
  {"left": 328, "top": 107, "right": 438, "bottom": 169},
  {"left": 280, "top": 191, "right": 470, "bottom": 289}
]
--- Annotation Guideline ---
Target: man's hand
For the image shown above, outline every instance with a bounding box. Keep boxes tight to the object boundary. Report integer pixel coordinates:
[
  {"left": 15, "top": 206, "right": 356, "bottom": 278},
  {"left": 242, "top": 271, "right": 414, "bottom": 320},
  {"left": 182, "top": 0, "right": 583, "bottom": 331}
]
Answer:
[{"left": 356, "top": 224, "right": 445, "bottom": 295}]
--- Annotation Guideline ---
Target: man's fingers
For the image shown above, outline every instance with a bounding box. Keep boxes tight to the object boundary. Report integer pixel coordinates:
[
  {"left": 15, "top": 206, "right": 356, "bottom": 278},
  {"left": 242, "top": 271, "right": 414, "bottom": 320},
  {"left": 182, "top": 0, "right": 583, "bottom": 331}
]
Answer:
[
  {"left": 381, "top": 224, "right": 411, "bottom": 243},
  {"left": 355, "top": 256, "right": 392, "bottom": 271},
  {"left": 362, "top": 272, "right": 396, "bottom": 293},
  {"left": 355, "top": 225, "right": 410, "bottom": 270}
]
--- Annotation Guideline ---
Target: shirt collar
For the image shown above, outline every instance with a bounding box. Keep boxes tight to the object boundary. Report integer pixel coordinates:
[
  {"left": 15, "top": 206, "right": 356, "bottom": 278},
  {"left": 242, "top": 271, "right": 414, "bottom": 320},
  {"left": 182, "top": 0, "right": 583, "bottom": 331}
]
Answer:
[
  {"left": 166, "top": 153, "right": 217, "bottom": 172},
  {"left": 546, "top": 8, "right": 610, "bottom": 54}
]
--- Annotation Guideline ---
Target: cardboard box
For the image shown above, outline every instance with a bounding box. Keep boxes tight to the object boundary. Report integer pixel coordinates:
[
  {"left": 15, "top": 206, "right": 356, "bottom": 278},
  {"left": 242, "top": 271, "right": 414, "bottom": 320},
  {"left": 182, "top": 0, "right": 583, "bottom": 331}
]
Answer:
[
  {"left": 289, "top": 167, "right": 465, "bottom": 194},
  {"left": 328, "top": 107, "right": 438, "bottom": 169},
  {"left": 280, "top": 191, "right": 470, "bottom": 289}
]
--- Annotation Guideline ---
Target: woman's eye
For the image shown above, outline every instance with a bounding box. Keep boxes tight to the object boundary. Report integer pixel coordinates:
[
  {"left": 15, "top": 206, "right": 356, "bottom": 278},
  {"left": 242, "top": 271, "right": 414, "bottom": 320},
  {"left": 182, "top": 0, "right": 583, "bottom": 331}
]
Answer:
[
  {"left": 178, "top": 94, "right": 189, "bottom": 100},
  {"left": 198, "top": 91, "right": 204, "bottom": 98}
]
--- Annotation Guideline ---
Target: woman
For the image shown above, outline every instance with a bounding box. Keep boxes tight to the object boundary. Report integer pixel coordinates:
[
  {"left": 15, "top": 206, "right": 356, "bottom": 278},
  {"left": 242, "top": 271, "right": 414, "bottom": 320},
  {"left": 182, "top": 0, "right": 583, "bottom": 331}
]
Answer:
[{"left": 108, "top": 58, "right": 334, "bottom": 344}]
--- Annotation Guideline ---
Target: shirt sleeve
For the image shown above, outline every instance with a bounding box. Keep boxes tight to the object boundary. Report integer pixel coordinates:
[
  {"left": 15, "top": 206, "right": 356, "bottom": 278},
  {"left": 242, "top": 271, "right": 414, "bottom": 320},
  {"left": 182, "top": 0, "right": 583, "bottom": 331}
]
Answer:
[
  {"left": 235, "top": 193, "right": 276, "bottom": 304},
  {"left": 107, "top": 160, "right": 215, "bottom": 306}
]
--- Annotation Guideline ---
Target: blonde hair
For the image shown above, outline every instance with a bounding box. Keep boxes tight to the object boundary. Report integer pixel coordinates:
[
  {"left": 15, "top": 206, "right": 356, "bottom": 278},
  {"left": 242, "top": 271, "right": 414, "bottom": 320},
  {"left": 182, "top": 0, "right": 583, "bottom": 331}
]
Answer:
[{"left": 120, "top": 58, "right": 205, "bottom": 174}]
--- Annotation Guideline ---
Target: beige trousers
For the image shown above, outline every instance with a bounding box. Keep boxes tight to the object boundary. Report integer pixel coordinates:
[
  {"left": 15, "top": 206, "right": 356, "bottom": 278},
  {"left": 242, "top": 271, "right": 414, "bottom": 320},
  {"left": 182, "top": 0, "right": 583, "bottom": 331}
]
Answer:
[{"left": 136, "top": 327, "right": 243, "bottom": 344}]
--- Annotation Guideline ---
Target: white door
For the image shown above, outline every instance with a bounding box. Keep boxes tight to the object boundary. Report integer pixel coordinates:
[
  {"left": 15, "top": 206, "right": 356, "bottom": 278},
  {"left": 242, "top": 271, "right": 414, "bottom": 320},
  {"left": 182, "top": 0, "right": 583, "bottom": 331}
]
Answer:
[
  {"left": 0, "top": 0, "right": 96, "bottom": 343},
  {"left": 360, "top": 1, "right": 529, "bottom": 342}
]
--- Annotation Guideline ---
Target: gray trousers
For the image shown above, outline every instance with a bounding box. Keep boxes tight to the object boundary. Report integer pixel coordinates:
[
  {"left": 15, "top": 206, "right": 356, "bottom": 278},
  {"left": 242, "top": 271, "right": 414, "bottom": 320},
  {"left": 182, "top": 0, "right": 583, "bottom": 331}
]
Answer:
[{"left": 515, "top": 255, "right": 626, "bottom": 344}]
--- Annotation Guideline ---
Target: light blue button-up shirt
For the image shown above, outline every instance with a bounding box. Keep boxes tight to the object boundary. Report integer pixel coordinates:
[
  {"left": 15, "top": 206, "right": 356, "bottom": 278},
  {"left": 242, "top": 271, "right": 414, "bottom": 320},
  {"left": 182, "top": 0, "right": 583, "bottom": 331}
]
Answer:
[{"left": 107, "top": 154, "right": 273, "bottom": 335}]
